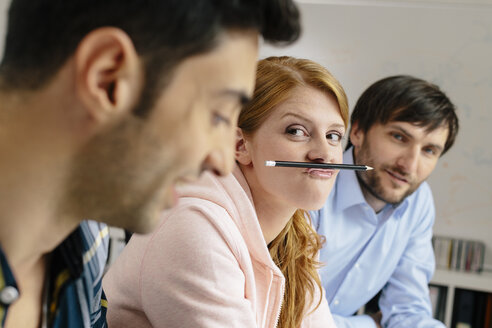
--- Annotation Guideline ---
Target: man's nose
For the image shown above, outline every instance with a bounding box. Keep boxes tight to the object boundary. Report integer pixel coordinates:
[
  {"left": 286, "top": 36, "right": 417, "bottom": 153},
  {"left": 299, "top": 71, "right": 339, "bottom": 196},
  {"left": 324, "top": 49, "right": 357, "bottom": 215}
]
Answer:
[
  {"left": 396, "top": 146, "right": 420, "bottom": 174},
  {"left": 201, "top": 141, "right": 235, "bottom": 177}
]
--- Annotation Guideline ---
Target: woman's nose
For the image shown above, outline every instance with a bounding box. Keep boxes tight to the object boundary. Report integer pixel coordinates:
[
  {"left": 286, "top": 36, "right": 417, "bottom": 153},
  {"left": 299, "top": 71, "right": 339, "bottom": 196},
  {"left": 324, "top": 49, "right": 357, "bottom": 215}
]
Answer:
[{"left": 306, "top": 136, "right": 332, "bottom": 163}]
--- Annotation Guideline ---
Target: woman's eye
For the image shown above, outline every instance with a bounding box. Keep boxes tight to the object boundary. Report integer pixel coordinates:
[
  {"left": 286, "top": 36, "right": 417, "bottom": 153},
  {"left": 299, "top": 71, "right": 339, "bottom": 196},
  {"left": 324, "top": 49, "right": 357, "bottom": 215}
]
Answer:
[
  {"left": 326, "top": 132, "right": 342, "bottom": 144},
  {"left": 286, "top": 127, "right": 307, "bottom": 137}
]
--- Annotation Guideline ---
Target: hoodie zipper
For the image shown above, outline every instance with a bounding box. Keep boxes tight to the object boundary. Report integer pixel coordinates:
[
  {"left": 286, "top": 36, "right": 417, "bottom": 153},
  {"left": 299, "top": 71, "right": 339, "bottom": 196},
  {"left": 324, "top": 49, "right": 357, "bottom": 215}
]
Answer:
[{"left": 273, "top": 279, "right": 285, "bottom": 328}]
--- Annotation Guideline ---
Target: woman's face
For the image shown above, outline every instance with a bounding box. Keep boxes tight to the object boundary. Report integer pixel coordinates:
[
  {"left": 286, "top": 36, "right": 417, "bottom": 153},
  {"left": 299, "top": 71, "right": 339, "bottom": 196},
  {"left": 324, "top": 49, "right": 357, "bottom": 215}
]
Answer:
[{"left": 240, "top": 85, "right": 345, "bottom": 211}]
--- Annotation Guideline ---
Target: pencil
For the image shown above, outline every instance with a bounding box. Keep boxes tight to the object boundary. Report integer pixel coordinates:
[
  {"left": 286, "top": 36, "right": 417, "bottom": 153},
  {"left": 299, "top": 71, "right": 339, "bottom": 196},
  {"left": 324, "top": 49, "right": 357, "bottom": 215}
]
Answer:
[{"left": 265, "top": 160, "right": 373, "bottom": 171}]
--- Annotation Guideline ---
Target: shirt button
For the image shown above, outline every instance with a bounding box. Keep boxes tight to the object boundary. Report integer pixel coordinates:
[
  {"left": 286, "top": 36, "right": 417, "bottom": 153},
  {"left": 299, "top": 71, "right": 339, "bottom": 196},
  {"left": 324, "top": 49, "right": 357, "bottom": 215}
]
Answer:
[
  {"left": 355, "top": 263, "right": 360, "bottom": 269},
  {"left": 0, "top": 286, "right": 19, "bottom": 305},
  {"left": 333, "top": 299, "right": 340, "bottom": 306}
]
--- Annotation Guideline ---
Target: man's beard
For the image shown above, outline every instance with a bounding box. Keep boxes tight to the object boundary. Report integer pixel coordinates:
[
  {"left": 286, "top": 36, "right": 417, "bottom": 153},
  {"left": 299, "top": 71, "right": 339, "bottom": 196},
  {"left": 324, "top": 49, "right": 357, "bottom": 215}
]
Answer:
[{"left": 354, "top": 146, "right": 419, "bottom": 206}]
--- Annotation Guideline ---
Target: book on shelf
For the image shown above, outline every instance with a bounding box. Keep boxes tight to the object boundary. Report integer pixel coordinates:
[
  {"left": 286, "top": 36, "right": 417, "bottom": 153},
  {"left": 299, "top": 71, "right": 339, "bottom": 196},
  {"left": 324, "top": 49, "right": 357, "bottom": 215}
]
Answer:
[
  {"left": 484, "top": 293, "right": 492, "bottom": 328},
  {"left": 432, "top": 236, "right": 486, "bottom": 273},
  {"left": 429, "top": 284, "right": 447, "bottom": 322},
  {"left": 451, "top": 288, "right": 492, "bottom": 328}
]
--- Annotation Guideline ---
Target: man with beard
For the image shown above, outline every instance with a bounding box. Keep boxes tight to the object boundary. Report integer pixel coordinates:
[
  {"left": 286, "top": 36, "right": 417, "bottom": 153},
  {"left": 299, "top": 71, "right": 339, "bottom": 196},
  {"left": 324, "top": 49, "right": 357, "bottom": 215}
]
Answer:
[
  {"left": 0, "top": 0, "right": 301, "bottom": 327},
  {"left": 310, "top": 75, "right": 459, "bottom": 328}
]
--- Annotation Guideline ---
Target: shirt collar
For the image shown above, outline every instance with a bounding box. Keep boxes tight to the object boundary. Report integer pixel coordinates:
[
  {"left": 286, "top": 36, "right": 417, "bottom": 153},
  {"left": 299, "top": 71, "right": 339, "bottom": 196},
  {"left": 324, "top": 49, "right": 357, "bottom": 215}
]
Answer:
[
  {"left": 0, "top": 247, "right": 16, "bottom": 287},
  {"left": 52, "top": 226, "right": 84, "bottom": 280},
  {"left": 0, "top": 245, "right": 19, "bottom": 311},
  {"left": 334, "top": 148, "right": 367, "bottom": 212}
]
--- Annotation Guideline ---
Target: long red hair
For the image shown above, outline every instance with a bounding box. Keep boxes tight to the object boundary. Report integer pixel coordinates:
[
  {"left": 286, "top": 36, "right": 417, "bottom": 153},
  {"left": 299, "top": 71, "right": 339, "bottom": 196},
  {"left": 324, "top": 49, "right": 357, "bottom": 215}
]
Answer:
[{"left": 238, "top": 56, "right": 349, "bottom": 328}]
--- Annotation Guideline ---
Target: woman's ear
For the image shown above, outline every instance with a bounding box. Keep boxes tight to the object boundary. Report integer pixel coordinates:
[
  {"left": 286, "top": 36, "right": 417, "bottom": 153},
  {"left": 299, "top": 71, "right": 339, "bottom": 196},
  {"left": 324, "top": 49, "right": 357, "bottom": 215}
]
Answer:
[{"left": 235, "top": 128, "right": 252, "bottom": 165}]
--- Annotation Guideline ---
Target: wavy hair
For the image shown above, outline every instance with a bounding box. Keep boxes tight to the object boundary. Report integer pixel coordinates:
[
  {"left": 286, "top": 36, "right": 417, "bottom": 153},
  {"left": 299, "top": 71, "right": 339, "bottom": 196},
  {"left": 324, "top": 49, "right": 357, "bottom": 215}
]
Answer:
[{"left": 238, "top": 56, "right": 349, "bottom": 328}]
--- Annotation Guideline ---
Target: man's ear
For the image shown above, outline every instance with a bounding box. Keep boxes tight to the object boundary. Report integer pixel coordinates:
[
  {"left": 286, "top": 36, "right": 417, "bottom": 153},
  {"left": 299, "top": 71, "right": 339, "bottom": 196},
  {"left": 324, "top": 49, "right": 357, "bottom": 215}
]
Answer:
[
  {"left": 74, "top": 27, "right": 143, "bottom": 125},
  {"left": 235, "top": 128, "right": 252, "bottom": 165},
  {"left": 349, "top": 121, "right": 364, "bottom": 149}
]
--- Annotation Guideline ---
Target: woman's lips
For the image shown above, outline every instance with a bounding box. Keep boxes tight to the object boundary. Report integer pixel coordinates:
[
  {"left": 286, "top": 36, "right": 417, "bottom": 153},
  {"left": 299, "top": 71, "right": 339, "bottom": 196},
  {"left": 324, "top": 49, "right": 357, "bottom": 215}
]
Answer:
[{"left": 306, "top": 168, "right": 335, "bottom": 178}]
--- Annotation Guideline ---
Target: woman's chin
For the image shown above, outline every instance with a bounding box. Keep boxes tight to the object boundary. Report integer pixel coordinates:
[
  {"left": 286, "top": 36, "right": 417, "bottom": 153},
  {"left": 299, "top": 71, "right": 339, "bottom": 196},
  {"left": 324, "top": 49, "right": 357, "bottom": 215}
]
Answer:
[{"left": 298, "top": 198, "right": 329, "bottom": 211}]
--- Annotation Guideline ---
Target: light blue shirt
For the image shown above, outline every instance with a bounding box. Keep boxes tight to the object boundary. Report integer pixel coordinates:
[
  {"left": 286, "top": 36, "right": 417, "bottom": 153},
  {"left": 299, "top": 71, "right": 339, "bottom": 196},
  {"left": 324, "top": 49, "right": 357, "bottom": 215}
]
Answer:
[{"left": 310, "top": 149, "right": 444, "bottom": 328}]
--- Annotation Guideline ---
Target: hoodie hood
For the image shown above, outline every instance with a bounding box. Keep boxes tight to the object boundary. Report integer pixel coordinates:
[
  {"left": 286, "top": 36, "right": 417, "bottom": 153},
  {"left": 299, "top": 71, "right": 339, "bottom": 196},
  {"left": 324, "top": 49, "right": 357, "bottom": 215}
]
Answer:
[{"left": 176, "top": 164, "right": 280, "bottom": 272}]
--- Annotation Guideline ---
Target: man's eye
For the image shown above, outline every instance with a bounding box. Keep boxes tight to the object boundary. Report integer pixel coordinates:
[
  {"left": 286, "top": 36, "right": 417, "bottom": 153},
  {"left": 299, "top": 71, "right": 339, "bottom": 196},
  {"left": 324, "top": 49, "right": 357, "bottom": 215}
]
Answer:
[
  {"left": 392, "top": 133, "right": 404, "bottom": 141},
  {"left": 423, "top": 147, "right": 436, "bottom": 155},
  {"left": 212, "top": 112, "right": 230, "bottom": 126}
]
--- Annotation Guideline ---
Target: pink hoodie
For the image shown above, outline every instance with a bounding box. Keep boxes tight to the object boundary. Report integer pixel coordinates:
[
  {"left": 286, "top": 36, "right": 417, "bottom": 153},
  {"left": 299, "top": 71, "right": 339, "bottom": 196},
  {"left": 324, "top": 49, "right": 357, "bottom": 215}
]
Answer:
[{"left": 103, "top": 166, "right": 337, "bottom": 328}]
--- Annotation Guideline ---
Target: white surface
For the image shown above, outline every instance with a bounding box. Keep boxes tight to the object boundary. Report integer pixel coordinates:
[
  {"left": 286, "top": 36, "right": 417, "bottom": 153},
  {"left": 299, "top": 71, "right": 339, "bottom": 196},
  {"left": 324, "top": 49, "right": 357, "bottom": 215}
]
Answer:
[
  {"left": 261, "top": 1, "right": 492, "bottom": 269},
  {"left": 296, "top": 0, "right": 492, "bottom": 6},
  {"left": 432, "top": 269, "right": 492, "bottom": 293}
]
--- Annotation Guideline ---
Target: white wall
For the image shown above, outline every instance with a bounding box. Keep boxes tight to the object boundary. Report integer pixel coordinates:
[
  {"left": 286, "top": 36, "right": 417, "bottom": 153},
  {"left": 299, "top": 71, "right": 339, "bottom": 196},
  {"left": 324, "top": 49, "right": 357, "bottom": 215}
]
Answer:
[{"left": 261, "top": 1, "right": 492, "bottom": 270}]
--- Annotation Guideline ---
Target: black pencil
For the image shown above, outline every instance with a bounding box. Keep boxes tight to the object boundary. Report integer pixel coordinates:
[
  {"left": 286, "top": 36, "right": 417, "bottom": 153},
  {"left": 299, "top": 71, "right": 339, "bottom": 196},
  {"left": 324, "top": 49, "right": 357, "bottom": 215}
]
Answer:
[{"left": 265, "top": 160, "right": 373, "bottom": 171}]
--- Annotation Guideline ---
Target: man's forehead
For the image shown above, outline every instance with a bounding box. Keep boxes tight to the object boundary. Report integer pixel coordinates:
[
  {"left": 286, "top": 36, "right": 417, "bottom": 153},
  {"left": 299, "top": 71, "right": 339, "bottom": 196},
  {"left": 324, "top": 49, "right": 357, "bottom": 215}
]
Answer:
[{"left": 386, "top": 120, "right": 447, "bottom": 132}]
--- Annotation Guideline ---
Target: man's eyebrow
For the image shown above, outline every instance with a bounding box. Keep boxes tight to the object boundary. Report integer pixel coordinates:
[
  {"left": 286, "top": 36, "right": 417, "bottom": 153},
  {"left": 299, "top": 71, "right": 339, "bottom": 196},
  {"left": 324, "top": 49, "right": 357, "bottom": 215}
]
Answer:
[
  {"left": 391, "top": 124, "right": 444, "bottom": 151},
  {"left": 219, "top": 89, "right": 252, "bottom": 105},
  {"left": 427, "top": 143, "right": 444, "bottom": 152},
  {"left": 391, "top": 125, "right": 414, "bottom": 140}
]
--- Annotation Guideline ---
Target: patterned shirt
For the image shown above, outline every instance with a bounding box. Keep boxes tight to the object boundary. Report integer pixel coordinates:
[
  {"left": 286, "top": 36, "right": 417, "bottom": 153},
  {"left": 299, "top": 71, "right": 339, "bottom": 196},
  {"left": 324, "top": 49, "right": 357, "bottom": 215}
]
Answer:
[{"left": 0, "top": 221, "right": 109, "bottom": 327}]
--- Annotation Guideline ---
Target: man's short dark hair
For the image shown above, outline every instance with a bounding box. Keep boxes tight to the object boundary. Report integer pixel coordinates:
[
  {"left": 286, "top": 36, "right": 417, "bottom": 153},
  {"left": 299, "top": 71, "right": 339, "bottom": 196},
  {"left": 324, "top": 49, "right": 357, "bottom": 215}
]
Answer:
[
  {"left": 348, "top": 75, "right": 459, "bottom": 155},
  {"left": 0, "top": 0, "right": 301, "bottom": 115}
]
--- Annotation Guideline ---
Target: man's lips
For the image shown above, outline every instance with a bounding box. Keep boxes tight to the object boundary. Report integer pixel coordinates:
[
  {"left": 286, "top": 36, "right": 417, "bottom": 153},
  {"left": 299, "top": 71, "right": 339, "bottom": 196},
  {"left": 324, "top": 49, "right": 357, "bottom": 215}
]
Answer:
[
  {"left": 175, "top": 174, "right": 200, "bottom": 186},
  {"left": 385, "top": 169, "right": 408, "bottom": 183}
]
